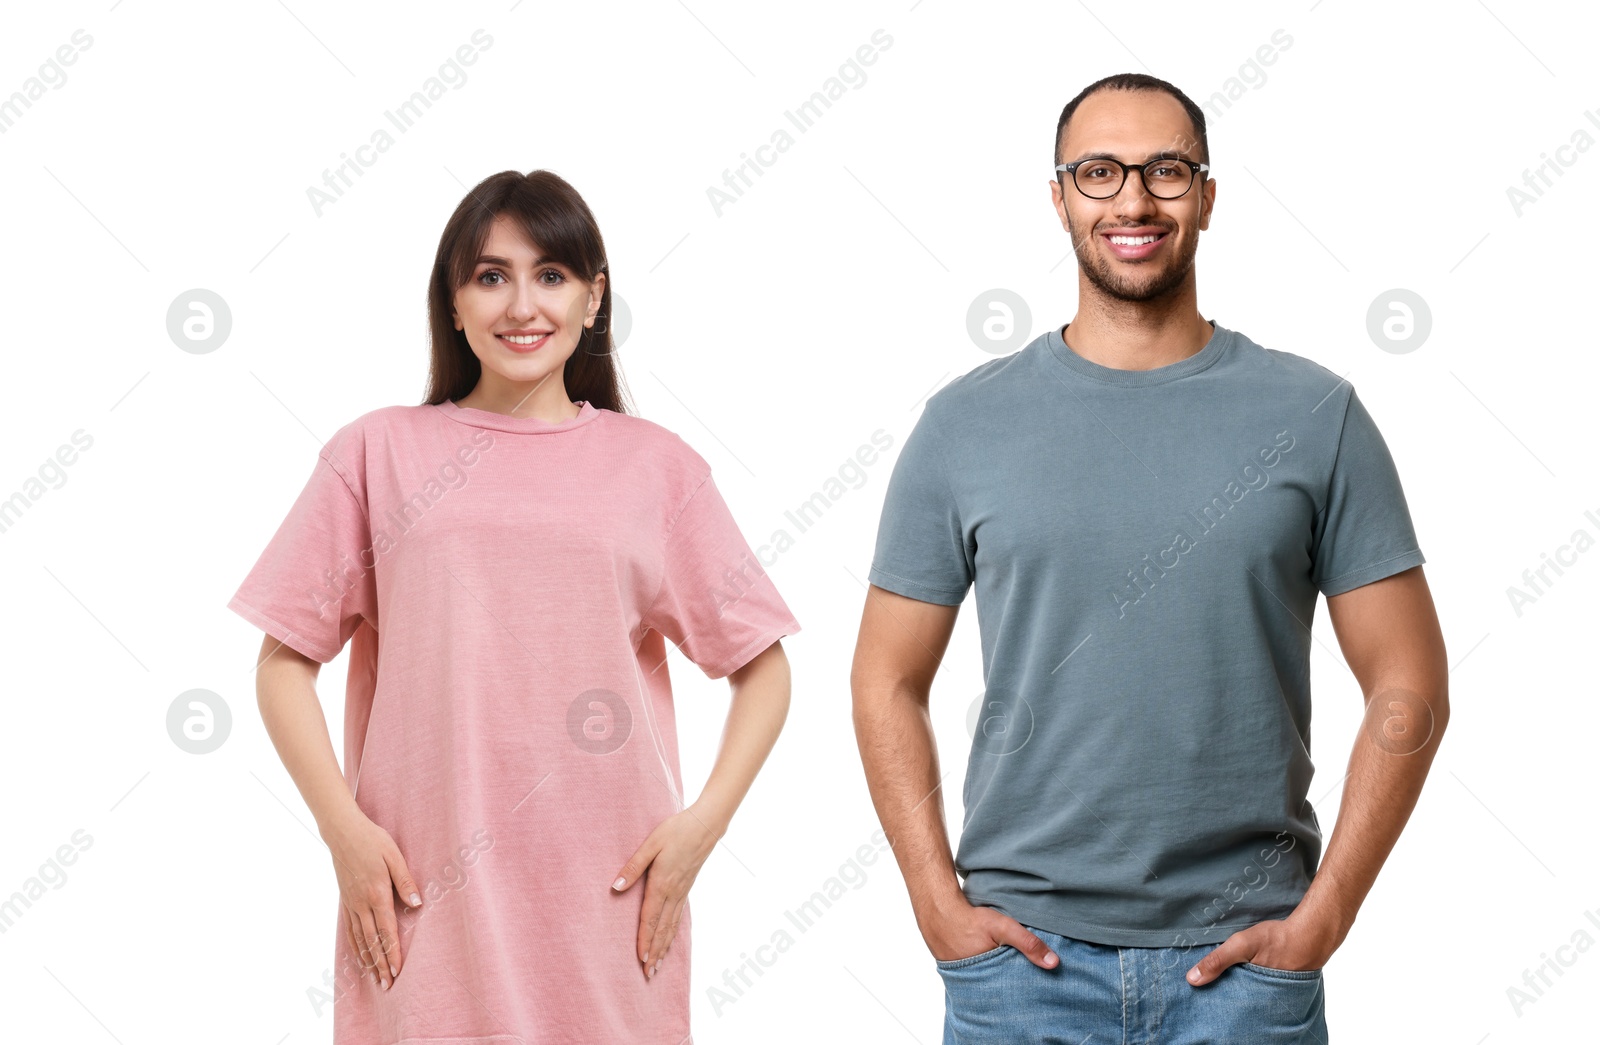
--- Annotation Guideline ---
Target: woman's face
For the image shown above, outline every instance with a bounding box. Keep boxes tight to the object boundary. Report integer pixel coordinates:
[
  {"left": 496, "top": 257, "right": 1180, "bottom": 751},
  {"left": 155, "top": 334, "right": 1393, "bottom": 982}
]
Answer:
[{"left": 451, "top": 214, "right": 605, "bottom": 397}]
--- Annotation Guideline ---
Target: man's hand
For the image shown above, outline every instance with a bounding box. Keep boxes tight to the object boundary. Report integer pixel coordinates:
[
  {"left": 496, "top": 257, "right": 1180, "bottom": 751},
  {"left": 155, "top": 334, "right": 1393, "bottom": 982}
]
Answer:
[
  {"left": 922, "top": 897, "right": 1060, "bottom": 970},
  {"left": 1184, "top": 911, "right": 1341, "bottom": 985}
]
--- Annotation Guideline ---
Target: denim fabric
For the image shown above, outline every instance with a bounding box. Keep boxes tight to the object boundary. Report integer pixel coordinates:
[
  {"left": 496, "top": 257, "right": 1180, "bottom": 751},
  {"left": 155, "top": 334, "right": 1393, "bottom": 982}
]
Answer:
[{"left": 935, "top": 924, "right": 1327, "bottom": 1044}]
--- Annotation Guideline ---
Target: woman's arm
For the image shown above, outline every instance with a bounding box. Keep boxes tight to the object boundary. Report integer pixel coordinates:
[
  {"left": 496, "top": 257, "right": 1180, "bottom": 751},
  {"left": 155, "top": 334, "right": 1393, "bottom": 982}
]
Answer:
[
  {"left": 253, "top": 635, "right": 361, "bottom": 834},
  {"left": 253, "top": 634, "right": 423, "bottom": 990},
  {"left": 612, "top": 638, "right": 793, "bottom": 979},
  {"left": 690, "top": 638, "right": 793, "bottom": 837}
]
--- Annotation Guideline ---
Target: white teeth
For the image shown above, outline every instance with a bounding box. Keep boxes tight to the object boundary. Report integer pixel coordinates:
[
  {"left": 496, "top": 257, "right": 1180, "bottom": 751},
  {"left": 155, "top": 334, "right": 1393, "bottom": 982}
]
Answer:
[
  {"left": 1108, "top": 234, "right": 1160, "bottom": 245},
  {"left": 500, "top": 333, "right": 544, "bottom": 345}
]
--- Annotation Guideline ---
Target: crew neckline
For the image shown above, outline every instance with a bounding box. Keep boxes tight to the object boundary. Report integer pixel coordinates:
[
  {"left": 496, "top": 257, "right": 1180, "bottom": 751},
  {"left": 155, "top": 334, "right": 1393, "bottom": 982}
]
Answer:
[
  {"left": 1044, "top": 319, "right": 1233, "bottom": 386},
  {"left": 435, "top": 398, "right": 602, "bottom": 434}
]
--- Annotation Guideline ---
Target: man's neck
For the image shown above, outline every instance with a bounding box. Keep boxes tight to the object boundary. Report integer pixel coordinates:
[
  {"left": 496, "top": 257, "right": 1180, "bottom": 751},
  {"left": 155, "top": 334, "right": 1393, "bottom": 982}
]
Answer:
[{"left": 1061, "top": 303, "right": 1215, "bottom": 373}]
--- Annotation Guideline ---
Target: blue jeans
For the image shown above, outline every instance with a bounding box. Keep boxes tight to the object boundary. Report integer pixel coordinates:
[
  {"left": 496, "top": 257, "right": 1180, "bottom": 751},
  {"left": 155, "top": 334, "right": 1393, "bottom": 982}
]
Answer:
[{"left": 935, "top": 924, "right": 1328, "bottom": 1044}]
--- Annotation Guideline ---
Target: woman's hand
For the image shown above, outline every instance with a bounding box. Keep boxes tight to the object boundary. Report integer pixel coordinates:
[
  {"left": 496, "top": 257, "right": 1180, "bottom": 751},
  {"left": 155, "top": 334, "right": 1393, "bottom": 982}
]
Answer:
[
  {"left": 321, "top": 807, "right": 423, "bottom": 991},
  {"left": 611, "top": 806, "right": 721, "bottom": 979}
]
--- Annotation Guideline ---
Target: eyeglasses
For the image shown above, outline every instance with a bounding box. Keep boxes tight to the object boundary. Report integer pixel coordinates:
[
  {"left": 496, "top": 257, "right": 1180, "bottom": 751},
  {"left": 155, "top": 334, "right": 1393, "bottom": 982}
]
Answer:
[{"left": 1054, "top": 157, "right": 1209, "bottom": 200}]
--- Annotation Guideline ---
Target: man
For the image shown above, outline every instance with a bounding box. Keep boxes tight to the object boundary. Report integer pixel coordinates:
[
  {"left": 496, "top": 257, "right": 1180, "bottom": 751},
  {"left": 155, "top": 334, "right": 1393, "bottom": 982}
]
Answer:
[{"left": 851, "top": 73, "right": 1448, "bottom": 1043}]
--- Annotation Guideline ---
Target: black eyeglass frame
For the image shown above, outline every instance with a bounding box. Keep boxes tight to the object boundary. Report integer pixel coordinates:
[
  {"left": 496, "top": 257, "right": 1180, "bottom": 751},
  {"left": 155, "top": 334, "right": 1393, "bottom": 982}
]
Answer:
[{"left": 1054, "top": 157, "right": 1210, "bottom": 200}]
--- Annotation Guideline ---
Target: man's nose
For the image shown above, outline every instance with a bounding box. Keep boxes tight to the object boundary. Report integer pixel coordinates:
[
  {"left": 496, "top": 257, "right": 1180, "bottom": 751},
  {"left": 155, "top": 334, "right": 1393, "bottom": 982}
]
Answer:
[{"left": 1112, "top": 170, "right": 1159, "bottom": 214}]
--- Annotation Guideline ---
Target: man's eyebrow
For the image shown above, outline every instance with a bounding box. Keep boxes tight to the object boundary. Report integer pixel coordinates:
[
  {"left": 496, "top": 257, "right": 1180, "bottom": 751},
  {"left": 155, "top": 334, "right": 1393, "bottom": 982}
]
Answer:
[{"left": 1067, "top": 149, "right": 1192, "bottom": 164}]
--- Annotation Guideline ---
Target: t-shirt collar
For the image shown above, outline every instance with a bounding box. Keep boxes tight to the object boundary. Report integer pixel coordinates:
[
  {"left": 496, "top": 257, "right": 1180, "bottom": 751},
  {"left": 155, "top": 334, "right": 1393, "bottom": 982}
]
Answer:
[
  {"left": 435, "top": 398, "right": 602, "bottom": 434},
  {"left": 1044, "top": 319, "right": 1233, "bottom": 386}
]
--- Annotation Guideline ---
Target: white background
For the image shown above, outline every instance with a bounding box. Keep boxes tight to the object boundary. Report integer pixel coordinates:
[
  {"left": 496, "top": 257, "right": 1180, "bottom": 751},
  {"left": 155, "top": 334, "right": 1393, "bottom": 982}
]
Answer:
[{"left": 1, "top": 1, "right": 1595, "bottom": 1042}]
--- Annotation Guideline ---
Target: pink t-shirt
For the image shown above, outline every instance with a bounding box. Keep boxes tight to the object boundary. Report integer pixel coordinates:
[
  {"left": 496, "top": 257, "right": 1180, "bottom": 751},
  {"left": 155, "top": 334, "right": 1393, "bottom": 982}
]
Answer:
[{"left": 227, "top": 398, "right": 801, "bottom": 1043}]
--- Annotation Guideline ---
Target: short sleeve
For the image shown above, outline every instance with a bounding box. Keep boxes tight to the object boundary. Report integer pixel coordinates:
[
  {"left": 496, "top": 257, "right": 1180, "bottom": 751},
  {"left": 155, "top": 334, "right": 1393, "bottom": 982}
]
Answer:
[
  {"left": 1311, "top": 388, "right": 1427, "bottom": 596},
  {"left": 866, "top": 407, "right": 972, "bottom": 605},
  {"left": 641, "top": 474, "right": 801, "bottom": 680},
  {"left": 226, "top": 445, "right": 378, "bottom": 664}
]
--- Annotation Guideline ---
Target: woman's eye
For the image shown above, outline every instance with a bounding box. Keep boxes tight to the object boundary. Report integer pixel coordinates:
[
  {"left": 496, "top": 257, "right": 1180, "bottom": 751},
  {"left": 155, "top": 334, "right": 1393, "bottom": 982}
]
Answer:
[{"left": 476, "top": 269, "right": 563, "bottom": 286}]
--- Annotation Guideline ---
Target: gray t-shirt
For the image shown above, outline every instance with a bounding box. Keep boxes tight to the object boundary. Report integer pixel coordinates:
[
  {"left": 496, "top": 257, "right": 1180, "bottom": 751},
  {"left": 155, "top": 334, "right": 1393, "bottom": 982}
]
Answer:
[{"left": 867, "top": 319, "right": 1425, "bottom": 947}]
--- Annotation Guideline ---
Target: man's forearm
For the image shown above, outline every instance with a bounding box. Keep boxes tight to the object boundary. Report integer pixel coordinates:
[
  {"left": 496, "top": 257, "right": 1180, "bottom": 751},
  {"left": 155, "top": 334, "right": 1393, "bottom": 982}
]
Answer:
[
  {"left": 1296, "top": 681, "right": 1450, "bottom": 945},
  {"left": 853, "top": 685, "right": 967, "bottom": 927}
]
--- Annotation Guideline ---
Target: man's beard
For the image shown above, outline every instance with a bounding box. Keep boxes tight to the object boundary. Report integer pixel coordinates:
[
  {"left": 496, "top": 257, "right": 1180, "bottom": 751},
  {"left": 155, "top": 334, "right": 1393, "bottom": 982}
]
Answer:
[{"left": 1067, "top": 214, "right": 1196, "bottom": 304}]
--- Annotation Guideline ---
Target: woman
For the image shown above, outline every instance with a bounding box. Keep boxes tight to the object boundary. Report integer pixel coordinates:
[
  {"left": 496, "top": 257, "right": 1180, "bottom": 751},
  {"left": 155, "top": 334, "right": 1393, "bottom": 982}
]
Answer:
[{"left": 228, "top": 169, "right": 801, "bottom": 1043}]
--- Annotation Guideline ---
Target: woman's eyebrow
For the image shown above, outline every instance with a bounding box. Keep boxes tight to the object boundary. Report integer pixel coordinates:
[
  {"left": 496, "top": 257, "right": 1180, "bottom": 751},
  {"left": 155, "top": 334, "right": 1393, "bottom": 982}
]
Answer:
[{"left": 473, "top": 254, "right": 555, "bottom": 267}]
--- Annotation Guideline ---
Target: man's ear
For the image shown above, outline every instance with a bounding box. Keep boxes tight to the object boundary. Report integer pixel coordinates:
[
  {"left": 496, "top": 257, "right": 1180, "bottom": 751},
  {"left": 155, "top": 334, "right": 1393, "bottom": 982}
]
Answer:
[{"left": 1050, "top": 178, "right": 1072, "bottom": 233}]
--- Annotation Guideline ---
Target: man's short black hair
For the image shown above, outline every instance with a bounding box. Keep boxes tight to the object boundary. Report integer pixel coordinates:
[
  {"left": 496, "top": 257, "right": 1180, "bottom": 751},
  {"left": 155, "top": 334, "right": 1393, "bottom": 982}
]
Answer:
[{"left": 1055, "top": 73, "right": 1209, "bottom": 171}]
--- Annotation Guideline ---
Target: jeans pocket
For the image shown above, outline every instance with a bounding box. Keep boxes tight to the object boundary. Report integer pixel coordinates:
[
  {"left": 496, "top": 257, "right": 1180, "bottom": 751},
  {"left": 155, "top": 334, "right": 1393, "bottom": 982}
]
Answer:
[
  {"left": 935, "top": 943, "right": 1012, "bottom": 969},
  {"left": 1239, "top": 961, "right": 1321, "bottom": 981}
]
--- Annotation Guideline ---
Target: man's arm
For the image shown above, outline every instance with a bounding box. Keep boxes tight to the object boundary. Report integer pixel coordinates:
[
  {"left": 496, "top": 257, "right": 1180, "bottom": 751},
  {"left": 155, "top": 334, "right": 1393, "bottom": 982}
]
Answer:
[
  {"left": 1187, "top": 564, "right": 1450, "bottom": 983},
  {"left": 850, "top": 583, "right": 1060, "bottom": 969}
]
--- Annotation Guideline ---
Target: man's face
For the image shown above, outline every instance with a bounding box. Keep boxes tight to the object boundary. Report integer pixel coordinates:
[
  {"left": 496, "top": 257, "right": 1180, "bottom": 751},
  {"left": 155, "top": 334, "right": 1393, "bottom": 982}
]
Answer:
[{"left": 1051, "top": 89, "right": 1214, "bottom": 304}]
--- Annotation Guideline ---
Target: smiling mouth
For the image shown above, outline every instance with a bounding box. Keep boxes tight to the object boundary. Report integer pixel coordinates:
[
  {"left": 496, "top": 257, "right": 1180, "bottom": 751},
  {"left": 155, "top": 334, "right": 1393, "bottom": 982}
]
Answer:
[
  {"left": 1101, "top": 230, "right": 1169, "bottom": 260},
  {"left": 497, "top": 332, "right": 551, "bottom": 348}
]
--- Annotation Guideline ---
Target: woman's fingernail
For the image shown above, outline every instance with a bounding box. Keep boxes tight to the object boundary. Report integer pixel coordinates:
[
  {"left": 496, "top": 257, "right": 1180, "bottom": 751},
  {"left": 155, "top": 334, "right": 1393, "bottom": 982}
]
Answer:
[
  {"left": 613, "top": 877, "right": 626, "bottom": 890},
  {"left": 410, "top": 892, "right": 422, "bottom": 906}
]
